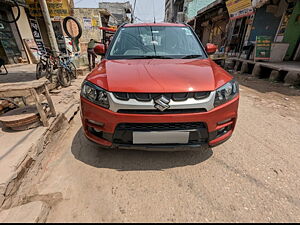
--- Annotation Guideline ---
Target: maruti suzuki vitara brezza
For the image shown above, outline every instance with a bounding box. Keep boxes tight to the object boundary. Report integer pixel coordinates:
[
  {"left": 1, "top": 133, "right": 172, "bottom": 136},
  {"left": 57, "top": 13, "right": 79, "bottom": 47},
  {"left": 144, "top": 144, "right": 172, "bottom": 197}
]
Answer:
[{"left": 80, "top": 23, "right": 239, "bottom": 151}]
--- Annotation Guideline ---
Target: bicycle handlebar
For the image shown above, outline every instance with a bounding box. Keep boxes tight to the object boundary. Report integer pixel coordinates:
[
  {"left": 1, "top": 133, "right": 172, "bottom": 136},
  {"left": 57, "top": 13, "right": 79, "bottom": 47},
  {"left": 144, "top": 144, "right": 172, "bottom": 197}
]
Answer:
[{"left": 30, "top": 47, "right": 72, "bottom": 62}]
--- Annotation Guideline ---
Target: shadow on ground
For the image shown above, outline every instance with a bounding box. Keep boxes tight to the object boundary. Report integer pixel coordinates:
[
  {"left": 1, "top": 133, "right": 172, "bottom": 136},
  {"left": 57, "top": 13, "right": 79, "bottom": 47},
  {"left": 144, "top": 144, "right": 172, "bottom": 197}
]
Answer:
[
  {"left": 71, "top": 127, "right": 213, "bottom": 171},
  {"left": 232, "top": 73, "right": 300, "bottom": 97}
]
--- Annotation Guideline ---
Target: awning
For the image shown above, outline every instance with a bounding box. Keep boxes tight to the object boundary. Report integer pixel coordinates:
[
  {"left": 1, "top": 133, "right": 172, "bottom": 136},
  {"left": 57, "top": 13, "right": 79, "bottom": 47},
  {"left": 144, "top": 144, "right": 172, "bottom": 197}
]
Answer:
[
  {"left": 197, "top": 0, "right": 223, "bottom": 16},
  {"left": 98, "top": 27, "right": 117, "bottom": 32}
]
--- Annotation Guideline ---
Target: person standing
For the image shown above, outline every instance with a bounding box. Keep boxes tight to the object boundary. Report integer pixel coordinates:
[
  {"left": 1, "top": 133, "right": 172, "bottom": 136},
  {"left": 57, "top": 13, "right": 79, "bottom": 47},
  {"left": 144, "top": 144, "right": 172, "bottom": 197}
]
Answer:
[{"left": 87, "top": 39, "right": 101, "bottom": 70}]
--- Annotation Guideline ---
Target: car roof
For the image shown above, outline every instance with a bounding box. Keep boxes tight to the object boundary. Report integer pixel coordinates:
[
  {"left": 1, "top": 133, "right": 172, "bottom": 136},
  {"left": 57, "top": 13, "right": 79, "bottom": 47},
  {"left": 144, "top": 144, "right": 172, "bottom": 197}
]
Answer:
[{"left": 123, "top": 23, "right": 187, "bottom": 27}]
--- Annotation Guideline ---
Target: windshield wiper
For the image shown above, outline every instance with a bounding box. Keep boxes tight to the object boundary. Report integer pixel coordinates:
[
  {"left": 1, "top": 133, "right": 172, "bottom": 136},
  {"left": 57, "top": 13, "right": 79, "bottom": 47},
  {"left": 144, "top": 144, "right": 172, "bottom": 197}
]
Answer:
[
  {"left": 129, "top": 56, "right": 175, "bottom": 59},
  {"left": 181, "top": 54, "right": 202, "bottom": 59}
]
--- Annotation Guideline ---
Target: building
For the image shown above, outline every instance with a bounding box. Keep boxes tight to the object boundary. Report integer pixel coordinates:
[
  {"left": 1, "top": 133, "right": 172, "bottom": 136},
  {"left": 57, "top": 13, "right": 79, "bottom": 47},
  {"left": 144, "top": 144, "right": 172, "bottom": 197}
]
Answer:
[
  {"left": 165, "top": 0, "right": 185, "bottom": 22},
  {"left": 194, "top": 0, "right": 229, "bottom": 47},
  {"left": 175, "top": 0, "right": 300, "bottom": 62},
  {"left": 0, "top": 0, "right": 33, "bottom": 64},
  {"left": 184, "top": 0, "right": 218, "bottom": 25},
  {"left": 99, "top": 1, "right": 132, "bottom": 26},
  {"left": 225, "top": 0, "right": 300, "bottom": 62},
  {"left": 164, "top": 0, "right": 173, "bottom": 22},
  {"left": 73, "top": 8, "right": 111, "bottom": 53},
  {"left": 25, "top": 0, "right": 75, "bottom": 54}
]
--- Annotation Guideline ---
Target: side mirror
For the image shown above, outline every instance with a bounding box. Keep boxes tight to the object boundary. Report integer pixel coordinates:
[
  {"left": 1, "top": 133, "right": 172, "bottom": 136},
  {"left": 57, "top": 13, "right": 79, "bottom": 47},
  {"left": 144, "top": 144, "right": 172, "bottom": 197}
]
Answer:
[
  {"left": 94, "top": 44, "right": 106, "bottom": 56},
  {"left": 205, "top": 43, "right": 217, "bottom": 55}
]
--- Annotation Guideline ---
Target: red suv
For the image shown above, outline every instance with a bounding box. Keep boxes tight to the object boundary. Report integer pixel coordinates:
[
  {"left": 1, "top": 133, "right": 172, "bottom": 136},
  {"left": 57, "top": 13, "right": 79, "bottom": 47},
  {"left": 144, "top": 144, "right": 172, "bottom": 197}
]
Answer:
[{"left": 80, "top": 23, "right": 239, "bottom": 151}]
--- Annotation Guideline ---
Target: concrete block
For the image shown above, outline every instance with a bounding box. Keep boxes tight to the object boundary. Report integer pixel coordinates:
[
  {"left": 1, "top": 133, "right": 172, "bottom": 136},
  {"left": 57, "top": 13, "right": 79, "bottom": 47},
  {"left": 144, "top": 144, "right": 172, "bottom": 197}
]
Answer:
[
  {"left": 240, "top": 62, "right": 249, "bottom": 74},
  {"left": 252, "top": 64, "right": 261, "bottom": 77},
  {"left": 269, "top": 70, "right": 280, "bottom": 82},
  {"left": 284, "top": 71, "right": 300, "bottom": 86},
  {"left": 0, "top": 201, "right": 49, "bottom": 223}
]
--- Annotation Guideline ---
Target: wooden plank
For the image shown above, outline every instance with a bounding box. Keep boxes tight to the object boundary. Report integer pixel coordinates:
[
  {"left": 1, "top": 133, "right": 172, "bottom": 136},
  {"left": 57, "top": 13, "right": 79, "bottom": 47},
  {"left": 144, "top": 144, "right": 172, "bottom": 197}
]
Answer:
[
  {"left": 0, "top": 79, "right": 48, "bottom": 92},
  {"left": 30, "top": 89, "right": 49, "bottom": 127},
  {"left": 0, "top": 90, "right": 31, "bottom": 98},
  {"left": 43, "top": 84, "right": 56, "bottom": 117}
]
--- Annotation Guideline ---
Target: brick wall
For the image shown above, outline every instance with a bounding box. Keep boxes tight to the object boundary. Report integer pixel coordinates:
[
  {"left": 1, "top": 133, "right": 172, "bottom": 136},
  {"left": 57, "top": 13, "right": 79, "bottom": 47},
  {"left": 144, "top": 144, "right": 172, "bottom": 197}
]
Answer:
[{"left": 73, "top": 8, "right": 103, "bottom": 53}]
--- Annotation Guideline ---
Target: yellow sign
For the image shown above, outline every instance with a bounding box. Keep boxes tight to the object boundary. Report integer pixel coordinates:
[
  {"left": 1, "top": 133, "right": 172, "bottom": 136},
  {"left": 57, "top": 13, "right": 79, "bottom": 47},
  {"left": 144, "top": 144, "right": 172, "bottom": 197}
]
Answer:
[
  {"left": 26, "top": 0, "right": 71, "bottom": 17},
  {"left": 92, "top": 18, "right": 98, "bottom": 27},
  {"left": 226, "top": 0, "right": 254, "bottom": 20}
]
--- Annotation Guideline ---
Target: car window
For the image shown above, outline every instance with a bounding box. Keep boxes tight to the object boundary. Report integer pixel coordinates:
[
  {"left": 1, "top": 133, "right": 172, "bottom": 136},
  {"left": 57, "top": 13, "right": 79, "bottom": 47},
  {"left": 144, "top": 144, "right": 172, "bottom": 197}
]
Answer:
[{"left": 108, "top": 26, "right": 205, "bottom": 59}]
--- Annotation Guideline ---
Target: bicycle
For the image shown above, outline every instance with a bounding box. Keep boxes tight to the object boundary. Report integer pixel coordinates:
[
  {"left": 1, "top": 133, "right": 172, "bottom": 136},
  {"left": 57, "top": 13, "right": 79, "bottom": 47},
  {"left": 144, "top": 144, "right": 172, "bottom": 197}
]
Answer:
[
  {"left": 33, "top": 47, "right": 77, "bottom": 87},
  {"left": 56, "top": 53, "right": 77, "bottom": 87},
  {"left": 63, "top": 53, "right": 77, "bottom": 79},
  {"left": 33, "top": 48, "right": 55, "bottom": 80}
]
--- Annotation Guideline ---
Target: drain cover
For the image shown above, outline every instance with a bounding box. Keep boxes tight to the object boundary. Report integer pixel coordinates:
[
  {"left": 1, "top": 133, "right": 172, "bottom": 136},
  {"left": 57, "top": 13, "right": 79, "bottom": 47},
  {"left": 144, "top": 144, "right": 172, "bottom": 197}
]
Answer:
[{"left": 0, "top": 105, "right": 41, "bottom": 130}]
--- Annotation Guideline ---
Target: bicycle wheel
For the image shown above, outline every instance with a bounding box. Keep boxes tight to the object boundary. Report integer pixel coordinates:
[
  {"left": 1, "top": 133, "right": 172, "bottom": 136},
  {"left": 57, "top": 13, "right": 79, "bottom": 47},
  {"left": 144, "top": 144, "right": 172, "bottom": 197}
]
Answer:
[
  {"left": 57, "top": 67, "right": 71, "bottom": 87},
  {"left": 46, "top": 60, "right": 53, "bottom": 80},
  {"left": 36, "top": 62, "right": 44, "bottom": 80},
  {"left": 68, "top": 62, "right": 77, "bottom": 79}
]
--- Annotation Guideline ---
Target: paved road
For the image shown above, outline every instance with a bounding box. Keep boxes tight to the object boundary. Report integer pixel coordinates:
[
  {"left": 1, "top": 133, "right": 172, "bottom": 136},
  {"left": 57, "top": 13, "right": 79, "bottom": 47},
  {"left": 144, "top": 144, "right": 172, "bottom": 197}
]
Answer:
[{"left": 17, "top": 76, "right": 300, "bottom": 222}]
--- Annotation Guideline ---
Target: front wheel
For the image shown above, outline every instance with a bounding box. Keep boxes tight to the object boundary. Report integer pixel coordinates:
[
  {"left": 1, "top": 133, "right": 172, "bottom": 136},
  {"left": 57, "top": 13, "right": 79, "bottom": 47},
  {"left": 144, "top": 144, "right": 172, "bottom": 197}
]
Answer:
[
  {"left": 68, "top": 62, "right": 77, "bottom": 79},
  {"left": 36, "top": 62, "right": 44, "bottom": 79},
  {"left": 57, "top": 67, "right": 71, "bottom": 87},
  {"left": 46, "top": 60, "right": 53, "bottom": 79}
]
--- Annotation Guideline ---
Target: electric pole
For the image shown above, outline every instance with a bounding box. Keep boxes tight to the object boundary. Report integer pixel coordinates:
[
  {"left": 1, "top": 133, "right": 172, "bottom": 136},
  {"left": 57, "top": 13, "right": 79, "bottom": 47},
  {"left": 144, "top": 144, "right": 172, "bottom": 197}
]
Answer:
[{"left": 38, "top": 0, "right": 59, "bottom": 56}]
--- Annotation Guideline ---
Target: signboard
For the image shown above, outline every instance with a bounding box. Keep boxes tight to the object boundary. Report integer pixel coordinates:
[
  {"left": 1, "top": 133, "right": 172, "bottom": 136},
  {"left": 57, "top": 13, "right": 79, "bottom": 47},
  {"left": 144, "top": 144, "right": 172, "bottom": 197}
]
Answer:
[
  {"left": 255, "top": 36, "right": 272, "bottom": 61},
  {"left": 226, "top": 0, "right": 254, "bottom": 20},
  {"left": 29, "top": 18, "right": 46, "bottom": 53},
  {"left": 91, "top": 17, "right": 98, "bottom": 27},
  {"left": 83, "top": 17, "right": 92, "bottom": 30},
  {"left": 26, "top": 0, "right": 71, "bottom": 17},
  {"left": 23, "top": 39, "right": 39, "bottom": 62}
]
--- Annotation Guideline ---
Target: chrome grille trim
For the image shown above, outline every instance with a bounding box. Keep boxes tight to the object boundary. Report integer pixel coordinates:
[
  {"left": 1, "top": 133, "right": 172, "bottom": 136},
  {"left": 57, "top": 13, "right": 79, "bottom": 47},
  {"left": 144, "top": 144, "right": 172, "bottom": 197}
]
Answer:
[
  {"left": 113, "top": 92, "right": 211, "bottom": 101},
  {"left": 108, "top": 91, "right": 216, "bottom": 112}
]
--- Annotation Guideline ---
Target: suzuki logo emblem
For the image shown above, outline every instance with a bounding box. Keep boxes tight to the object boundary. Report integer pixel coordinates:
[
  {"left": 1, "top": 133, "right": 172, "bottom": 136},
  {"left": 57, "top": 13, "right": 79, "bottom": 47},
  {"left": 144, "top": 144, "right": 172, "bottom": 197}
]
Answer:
[{"left": 154, "top": 95, "right": 170, "bottom": 111}]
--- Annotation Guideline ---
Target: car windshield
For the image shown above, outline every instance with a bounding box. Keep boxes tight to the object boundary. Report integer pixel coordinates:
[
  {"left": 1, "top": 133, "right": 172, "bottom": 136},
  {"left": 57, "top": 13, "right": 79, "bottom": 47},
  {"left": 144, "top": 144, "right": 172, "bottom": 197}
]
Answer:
[{"left": 108, "top": 26, "right": 206, "bottom": 59}]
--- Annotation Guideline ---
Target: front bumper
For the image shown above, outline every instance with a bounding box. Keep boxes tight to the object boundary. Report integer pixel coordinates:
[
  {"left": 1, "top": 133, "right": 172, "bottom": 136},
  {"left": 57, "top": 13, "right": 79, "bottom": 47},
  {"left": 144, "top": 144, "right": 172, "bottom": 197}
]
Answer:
[{"left": 80, "top": 96, "right": 239, "bottom": 150}]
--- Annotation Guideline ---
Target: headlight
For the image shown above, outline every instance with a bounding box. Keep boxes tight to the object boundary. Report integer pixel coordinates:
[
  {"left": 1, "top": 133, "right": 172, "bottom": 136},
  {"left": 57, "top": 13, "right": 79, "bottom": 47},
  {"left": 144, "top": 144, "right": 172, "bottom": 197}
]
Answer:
[
  {"left": 214, "top": 80, "right": 239, "bottom": 107},
  {"left": 81, "top": 81, "right": 110, "bottom": 109}
]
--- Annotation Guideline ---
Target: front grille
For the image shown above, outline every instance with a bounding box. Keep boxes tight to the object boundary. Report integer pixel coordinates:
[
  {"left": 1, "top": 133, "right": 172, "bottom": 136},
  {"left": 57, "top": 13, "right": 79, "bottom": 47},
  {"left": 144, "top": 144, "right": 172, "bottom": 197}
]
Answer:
[
  {"left": 112, "top": 122, "right": 208, "bottom": 145},
  {"left": 117, "top": 109, "right": 207, "bottom": 114},
  {"left": 113, "top": 92, "right": 210, "bottom": 102},
  {"left": 116, "top": 122, "right": 205, "bottom": 131}
]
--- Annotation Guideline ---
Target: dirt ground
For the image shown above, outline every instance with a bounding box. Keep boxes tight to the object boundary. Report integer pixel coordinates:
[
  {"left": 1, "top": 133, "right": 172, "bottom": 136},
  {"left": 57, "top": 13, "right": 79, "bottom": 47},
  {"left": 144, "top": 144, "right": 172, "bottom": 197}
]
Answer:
[{"left": 9, "top": 74, "right": 300, "bottom": 222}]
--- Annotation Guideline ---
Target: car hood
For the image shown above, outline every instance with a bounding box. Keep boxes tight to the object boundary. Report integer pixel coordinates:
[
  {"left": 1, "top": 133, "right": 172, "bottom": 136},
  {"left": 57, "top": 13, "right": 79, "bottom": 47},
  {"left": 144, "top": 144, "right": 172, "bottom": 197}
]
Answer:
[{"left": 86, "top": 58, "right": 232, "bottom": 92}]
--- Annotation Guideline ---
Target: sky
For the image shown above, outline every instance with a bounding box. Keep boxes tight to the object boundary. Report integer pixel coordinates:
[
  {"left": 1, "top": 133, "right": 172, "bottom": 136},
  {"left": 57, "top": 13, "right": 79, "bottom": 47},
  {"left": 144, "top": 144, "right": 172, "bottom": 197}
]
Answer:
[{"left": 74, "top": 0, "right": 165, "bottom": 23}]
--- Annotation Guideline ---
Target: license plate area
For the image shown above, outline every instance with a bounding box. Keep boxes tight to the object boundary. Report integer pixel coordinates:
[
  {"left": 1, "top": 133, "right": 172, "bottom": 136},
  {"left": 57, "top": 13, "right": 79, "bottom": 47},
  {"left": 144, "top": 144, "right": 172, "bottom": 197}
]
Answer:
[{"left": 133, "top": 131, "right": 190, "bottom": 144}]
